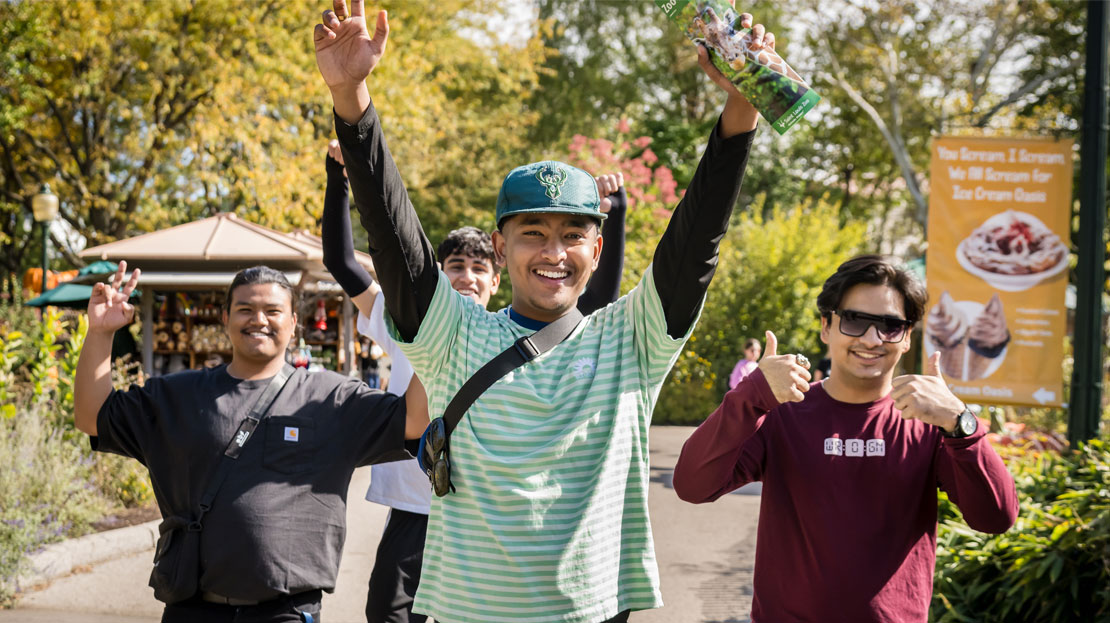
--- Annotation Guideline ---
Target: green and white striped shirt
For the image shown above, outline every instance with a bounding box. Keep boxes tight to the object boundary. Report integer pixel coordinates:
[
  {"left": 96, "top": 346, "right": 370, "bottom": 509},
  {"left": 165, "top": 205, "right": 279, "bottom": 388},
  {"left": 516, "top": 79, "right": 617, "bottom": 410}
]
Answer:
[{"left": 390, "top": 265, "right": 697, "bottom": 623}]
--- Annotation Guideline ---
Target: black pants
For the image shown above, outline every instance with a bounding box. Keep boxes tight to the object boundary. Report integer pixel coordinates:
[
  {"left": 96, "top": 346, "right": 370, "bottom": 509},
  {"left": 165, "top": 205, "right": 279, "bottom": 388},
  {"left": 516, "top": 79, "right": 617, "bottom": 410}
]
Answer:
[
  {"left": 366, "top": 509, "right": 428, "bottom": 623},
  {"left": 161, "top": 589, "right": 322, "bottom": 623}
]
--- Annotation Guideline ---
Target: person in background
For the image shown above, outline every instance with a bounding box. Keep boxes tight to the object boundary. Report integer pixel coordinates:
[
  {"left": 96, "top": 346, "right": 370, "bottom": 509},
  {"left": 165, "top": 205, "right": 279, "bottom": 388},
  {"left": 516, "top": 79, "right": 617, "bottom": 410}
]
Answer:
[
  {"left": 729, "top": 337, "right": 761, "bottom": 389},
  {"left": 812, "top": 355, "right": 831, "bottom": 382},
  {"left": 360, "top": 336, "right": 383, "bottom": 389}
]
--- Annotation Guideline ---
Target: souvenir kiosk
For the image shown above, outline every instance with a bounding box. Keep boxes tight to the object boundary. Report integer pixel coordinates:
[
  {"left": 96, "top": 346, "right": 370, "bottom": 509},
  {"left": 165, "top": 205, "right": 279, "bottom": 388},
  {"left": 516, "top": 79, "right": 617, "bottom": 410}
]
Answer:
[{"left": 78, "top": 213, "right": 374, "bottom": 377}]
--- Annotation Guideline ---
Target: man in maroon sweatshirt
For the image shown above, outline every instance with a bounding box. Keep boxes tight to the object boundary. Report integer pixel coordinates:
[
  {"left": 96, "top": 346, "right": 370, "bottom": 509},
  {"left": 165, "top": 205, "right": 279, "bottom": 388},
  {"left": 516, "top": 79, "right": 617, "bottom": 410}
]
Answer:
[{"left": 673, "top": 254, "right": 1018, "bottom": 623}]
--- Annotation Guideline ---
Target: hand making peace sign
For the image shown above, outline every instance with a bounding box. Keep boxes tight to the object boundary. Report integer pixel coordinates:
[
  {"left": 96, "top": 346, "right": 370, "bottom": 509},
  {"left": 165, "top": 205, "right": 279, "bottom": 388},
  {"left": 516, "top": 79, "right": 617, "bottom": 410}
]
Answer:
[{"left": 87, "top": 261, "right": 140, "bottom": 335}]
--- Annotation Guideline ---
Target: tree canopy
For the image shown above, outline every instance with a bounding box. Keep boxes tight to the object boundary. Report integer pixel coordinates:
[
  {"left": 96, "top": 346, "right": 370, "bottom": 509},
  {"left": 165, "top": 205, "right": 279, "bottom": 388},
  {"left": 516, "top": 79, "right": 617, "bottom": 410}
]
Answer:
[
  {"left": 2, "top": 0, "right": 1097, "bottom": 406},
  {"left": 0, "top": 0, "right": 549, "bottom": 290}
]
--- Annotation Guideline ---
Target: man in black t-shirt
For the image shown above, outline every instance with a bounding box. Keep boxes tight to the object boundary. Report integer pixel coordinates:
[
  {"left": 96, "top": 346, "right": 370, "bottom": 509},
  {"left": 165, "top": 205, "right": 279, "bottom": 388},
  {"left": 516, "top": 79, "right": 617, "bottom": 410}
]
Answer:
[{"left": 74, "top": 263, "right": 429, "bottom": 623}]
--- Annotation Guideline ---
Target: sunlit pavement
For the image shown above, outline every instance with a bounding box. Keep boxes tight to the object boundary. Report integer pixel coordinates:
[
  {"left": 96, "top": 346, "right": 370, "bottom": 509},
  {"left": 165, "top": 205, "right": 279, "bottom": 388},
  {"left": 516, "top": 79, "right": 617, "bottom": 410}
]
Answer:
[{"left": 1, "top": 425, "right": 761, "bottom": 623}]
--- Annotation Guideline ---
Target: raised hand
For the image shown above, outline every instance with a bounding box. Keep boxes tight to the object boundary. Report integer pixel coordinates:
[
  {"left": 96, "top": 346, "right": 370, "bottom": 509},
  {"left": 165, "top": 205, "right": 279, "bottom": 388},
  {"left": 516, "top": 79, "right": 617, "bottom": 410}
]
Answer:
[
  {"left": 314, "top": 0, "right": 389, "bottom": 95},
  {"left": 87, "top": 261, "right": 140, "bottom": 336},
  {"left": 757, "top": 330, "right": 811, "bottom": 403},
  {"left": 324, "top": 137, "right": 346, "bottom": 178},
  {"left": 327, "top": 138, "right": 346, "bottom": 170},
  {"left": 595, "top": 172, "right": 624, "bottom": 213},
  {"left": 890, "top": 352, "right": 966, "bottom": 431}
]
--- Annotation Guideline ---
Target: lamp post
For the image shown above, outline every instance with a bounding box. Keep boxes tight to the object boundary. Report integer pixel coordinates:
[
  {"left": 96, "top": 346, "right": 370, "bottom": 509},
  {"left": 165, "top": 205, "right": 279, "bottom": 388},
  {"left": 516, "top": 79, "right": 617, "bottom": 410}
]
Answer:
[{"left": 31, "top": 184, "right": 59, "bottom": 294}]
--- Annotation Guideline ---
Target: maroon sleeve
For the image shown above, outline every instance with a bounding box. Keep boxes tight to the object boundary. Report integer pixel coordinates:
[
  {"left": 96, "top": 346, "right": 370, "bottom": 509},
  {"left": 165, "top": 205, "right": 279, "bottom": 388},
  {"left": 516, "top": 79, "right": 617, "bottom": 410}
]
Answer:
[
  {"left": 673, "top": 368, "right": 781, "bottom": 503},
  {"left": 934, "top": 427, "right": 1019, "bottom": 534}
]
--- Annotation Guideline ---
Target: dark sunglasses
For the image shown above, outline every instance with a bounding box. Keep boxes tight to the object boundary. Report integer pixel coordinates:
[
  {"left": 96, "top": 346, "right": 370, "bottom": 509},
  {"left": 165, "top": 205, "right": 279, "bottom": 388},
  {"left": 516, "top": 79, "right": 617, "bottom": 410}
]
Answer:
[
  {"left": 422, "top": 418, "right": 454, "bottom": 497},
  {"left": 834, "top": 309, "right": 914, "bottom": 343}
]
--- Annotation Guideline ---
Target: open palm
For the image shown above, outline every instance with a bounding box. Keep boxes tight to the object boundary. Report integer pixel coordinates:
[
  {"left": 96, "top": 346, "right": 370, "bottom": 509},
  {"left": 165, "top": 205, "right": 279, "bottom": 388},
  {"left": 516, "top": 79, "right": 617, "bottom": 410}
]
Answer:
[{"left": 314, "top": 0, "right": 388, "bottom": 91}]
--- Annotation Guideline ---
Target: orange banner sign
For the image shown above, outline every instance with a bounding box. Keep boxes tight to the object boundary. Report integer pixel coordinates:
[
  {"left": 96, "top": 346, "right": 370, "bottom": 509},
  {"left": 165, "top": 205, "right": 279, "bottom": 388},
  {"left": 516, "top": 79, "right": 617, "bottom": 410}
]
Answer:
[{"left": 925, "top": 137, "right": 1073, "bottom": 408}]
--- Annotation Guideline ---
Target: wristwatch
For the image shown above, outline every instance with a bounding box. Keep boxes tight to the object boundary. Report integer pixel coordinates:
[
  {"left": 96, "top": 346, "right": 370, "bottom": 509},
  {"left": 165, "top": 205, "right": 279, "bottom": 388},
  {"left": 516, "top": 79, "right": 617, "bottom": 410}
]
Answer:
[{"left": 942, "top": 407, "right": 978, "bottom": 438}]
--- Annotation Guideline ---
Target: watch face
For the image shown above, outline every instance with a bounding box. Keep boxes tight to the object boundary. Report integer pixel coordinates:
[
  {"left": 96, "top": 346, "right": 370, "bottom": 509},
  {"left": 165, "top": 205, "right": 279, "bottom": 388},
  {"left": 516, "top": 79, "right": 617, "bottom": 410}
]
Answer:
[{"left": 959, "top": 412, "right": 977, "bottom": 436}]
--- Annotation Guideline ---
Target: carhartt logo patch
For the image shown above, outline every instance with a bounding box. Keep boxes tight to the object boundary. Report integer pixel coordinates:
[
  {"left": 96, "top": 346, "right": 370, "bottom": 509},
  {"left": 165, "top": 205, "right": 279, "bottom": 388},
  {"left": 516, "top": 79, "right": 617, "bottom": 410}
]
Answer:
[
  {"left": 535, "top": 165, "right": 569, "bottom": 200},
  {"left": 284, "top": 427, "right": 299, "bottom": 442}
]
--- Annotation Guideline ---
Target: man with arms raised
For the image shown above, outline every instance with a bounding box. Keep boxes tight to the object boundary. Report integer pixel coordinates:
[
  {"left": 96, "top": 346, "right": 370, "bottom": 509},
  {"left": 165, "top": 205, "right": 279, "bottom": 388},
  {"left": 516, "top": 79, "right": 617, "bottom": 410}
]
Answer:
[
  {"left": 74, "top": 263, "right": 428, "bottom": 622},
  {"left": 314, "top": 1, "right": 764, "bottom": 620},
  {"left": 321, "top": 141, "right": 628, "bottom": 623},
  {"left": 674, "top": 255, "right": 1018, "bottom": 623}
]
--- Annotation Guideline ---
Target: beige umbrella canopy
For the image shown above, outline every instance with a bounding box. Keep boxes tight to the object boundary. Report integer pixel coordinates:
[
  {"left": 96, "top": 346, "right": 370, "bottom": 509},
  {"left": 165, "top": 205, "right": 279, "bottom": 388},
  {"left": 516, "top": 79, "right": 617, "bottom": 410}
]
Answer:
[
  {"left": 77, "top": 212, "right": 374, "bottom": 375},
  {"left": 79, "top": 212, "right": 374, "bottom": 275}
]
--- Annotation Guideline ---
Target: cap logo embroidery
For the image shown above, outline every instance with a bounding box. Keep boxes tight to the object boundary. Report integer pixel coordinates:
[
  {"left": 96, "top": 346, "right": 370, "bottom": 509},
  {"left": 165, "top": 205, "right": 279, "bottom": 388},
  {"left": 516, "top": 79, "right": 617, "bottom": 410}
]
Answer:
[{"left": 535, "top": 165, "right": 569, "bottom": 200}]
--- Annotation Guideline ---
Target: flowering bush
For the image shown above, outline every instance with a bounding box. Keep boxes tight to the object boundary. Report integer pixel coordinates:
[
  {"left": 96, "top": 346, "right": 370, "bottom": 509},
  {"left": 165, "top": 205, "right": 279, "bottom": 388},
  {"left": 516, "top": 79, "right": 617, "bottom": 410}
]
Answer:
[
  {"left": 566, "top": 118, "right": 680, "bottom": 214},
  {"left": 561, "top": 120, "right": 687, "bottom": 299}
]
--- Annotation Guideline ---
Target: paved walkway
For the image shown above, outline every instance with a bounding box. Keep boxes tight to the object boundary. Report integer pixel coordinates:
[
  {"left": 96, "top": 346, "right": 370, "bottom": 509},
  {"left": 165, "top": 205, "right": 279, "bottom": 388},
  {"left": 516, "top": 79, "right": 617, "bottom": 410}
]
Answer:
[{"left": 1, "top": 426, "right": 760, "bottom": 623}]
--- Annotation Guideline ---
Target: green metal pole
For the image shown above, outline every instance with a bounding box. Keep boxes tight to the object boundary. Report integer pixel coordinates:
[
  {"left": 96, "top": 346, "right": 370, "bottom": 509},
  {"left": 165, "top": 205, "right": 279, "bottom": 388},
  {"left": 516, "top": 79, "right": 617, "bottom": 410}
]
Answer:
[
  {"left": 1070, "top": 0, "right": 1109, "bottom": 446},
  {"left": 41, "top": 220, "right": 49, "bottom": 294}
]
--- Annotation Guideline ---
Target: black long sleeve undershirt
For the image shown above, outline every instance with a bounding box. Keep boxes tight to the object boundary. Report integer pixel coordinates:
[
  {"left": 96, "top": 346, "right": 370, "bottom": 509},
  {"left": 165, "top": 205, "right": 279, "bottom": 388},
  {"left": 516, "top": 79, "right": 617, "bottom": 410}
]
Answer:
[
  {"left": 334, "top": 103, "right": 439, "bottom": 343},
  {"left": 576, "top": 188, "right": 626, "bottom": 315},
  {"left": 335, "top": 103, "right": 754, "bottom": 343},
  {"left": 652, "top": 121, "right": 755, "bottom": 338},
  {"left": 320, "top": 155, "right": 374, "bottom": 298}
]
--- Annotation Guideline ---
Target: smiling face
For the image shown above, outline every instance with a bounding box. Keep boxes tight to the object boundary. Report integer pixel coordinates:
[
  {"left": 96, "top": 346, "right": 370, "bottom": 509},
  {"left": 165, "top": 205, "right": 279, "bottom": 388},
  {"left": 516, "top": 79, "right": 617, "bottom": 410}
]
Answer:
[
  {"left": 820, "top": 283, "right": 912, "bottom": 401},
  {"left": 222, "top": 283, "right": 297, "bottom": 366},
  {"left": 443, "top": 253, "right": 500, "bottom": 308},
  {"left": 491, "top": 213, "right": 602, "bottom": 322}
]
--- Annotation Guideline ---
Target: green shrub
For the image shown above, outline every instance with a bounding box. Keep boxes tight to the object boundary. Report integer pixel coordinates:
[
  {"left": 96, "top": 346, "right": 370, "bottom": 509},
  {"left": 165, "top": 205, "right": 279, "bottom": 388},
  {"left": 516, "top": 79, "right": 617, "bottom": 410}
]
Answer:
[
  {"left": 932, "top": 439, "right": 1110, "bottom": 622},
  {"left": 653, "top": 345, "right": 721, "bottom": 425},
  {"left": 0, "top": 300, "right": 151, "bottom": 604},
  {"left": 655, "top": 199, "right": 865, "bottom": 424},
  {"left": 0, "top": 401, "right": 112, "bottom": 605},
  {"left": 91, "top": 452, "right": 153, "bottom": 508}
]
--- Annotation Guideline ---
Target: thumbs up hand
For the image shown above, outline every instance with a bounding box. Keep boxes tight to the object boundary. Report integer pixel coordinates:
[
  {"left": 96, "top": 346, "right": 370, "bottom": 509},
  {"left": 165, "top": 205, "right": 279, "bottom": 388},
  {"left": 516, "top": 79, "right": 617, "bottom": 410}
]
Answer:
[
  {"left": 890, "top": 351, "right": 966, "bottom": 432},
  {"left": 756, "top": 330, "right": 812, "bottom": 404}
]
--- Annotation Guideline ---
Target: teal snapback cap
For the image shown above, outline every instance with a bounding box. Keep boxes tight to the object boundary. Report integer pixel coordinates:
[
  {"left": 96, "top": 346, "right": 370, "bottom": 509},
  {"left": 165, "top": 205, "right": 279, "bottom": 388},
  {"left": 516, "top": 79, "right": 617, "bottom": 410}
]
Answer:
[{"left": 495, "top": 161, "right": 606, "bottom": 228}]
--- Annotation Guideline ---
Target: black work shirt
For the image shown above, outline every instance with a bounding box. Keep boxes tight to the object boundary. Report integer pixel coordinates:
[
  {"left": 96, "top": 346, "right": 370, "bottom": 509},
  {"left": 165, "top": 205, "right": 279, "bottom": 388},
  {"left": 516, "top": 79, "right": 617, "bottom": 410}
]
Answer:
[{"left": 91, "top": 364, "right": 409, "bottom": 602}]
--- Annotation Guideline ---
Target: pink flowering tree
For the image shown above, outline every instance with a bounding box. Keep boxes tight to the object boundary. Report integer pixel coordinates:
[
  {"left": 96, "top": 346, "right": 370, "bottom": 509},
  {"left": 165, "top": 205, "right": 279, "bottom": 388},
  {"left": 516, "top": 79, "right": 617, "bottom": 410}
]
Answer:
[
  {"left": 563, "top": 119, "right": 682, "bottom": 292},
  {"left": 565, "top": 119, "right": 681, "bottom": 214}
]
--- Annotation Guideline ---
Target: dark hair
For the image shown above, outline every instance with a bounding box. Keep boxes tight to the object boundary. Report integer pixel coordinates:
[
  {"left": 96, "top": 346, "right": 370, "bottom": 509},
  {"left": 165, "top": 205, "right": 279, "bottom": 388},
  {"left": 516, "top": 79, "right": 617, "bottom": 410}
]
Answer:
[
  {"left": 224, "top": 266, "right": 297, "bottom": 313},
  {"left": 816, "top": 255, "right": 927, "bottom": 323},
  {"left": 744, "top": 338, "right": 761, "bottom": 350},
  {"left": 436, "top": 226, "right": 496, "bottom": 267}
]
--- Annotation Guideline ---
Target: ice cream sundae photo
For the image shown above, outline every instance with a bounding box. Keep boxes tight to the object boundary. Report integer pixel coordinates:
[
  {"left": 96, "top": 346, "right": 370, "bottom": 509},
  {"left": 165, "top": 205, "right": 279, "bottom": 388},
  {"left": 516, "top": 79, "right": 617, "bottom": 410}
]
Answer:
[{"left": 956, "top": 210, "right": 1068, "bottom": 291}]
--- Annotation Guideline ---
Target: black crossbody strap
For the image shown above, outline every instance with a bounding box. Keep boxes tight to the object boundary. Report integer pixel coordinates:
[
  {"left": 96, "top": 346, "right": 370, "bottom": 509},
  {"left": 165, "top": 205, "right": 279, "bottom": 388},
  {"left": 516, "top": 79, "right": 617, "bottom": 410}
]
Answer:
[
  {"left": 189, "top": 364, "right": 295, "bottom": 531},
  {"left": 442, "top": 309, "right": 584, "bottom": 436}
]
